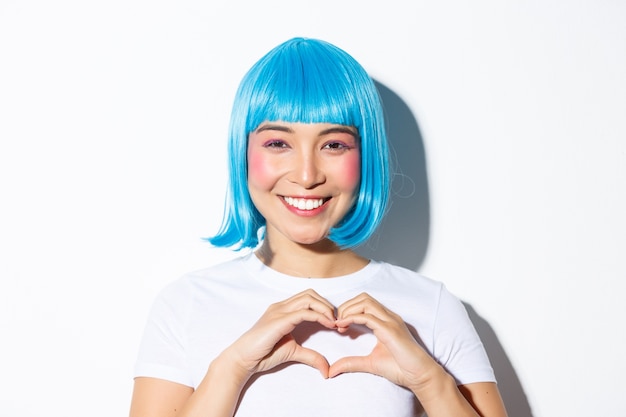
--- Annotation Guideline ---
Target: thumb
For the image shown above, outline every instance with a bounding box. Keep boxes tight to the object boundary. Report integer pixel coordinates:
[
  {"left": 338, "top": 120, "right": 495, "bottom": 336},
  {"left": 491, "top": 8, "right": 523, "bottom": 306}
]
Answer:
[
  {"left": 291, "top": 345, "right": 331, "bottom": 378},
  {"left": 328, "top": 356, "right": 372, "bottom": 378}
]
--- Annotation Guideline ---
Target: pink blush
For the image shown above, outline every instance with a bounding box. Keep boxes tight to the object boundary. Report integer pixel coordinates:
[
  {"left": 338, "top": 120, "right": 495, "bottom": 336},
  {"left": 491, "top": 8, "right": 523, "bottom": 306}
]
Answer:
[
  {"left": 247, "top": 149, "right": 275, "bottom": 188},
  {"left": 337, "top": 151, "right": 361, "bottom": 189}
]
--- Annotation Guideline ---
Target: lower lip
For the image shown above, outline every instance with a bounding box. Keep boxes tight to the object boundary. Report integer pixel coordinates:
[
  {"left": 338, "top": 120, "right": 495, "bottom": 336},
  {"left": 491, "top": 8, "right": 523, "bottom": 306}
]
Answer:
[{"left": 280, "top": 198, "right": 328, "bottom": 217}]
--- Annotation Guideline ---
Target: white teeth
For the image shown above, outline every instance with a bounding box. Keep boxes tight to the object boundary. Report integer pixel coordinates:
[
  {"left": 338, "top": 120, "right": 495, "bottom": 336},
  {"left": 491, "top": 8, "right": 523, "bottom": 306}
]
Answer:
[{"left": 284, "top": 197, "right": 325, "bottom": 210}]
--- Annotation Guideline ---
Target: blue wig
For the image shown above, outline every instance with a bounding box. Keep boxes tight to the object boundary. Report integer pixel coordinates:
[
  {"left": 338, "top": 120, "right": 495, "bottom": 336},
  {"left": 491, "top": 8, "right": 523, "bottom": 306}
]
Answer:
[{"left": 209, "top": 37, "right": 390, "bottom": 249}]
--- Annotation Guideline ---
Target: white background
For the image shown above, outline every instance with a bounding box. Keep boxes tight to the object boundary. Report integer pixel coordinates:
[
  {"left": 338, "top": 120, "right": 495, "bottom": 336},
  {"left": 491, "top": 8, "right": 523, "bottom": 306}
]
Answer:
[{"left": 1, "top": 1, "right": 625, "bottom": 416}]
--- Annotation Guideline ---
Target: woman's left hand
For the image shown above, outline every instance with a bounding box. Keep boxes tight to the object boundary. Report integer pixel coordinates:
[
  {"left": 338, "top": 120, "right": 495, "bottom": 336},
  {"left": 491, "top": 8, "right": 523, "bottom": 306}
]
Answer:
[
  {"left": 329, "top": 292, "right": 441, "bottom": 393},
  {"left": 329, "top": 293, "right": 508, "bottom": 417}
]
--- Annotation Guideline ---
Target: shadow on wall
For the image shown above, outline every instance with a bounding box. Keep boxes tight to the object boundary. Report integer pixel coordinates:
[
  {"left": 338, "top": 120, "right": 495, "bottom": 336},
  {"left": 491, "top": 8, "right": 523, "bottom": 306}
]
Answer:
[
  {"left": 357, "top": 80, "right": 533, "bottom": 417},
  {"left": 464, "top": 303, "right": 534, "bottom": 417},
  {"left": 356, "top": 80, "right": 430, "bottom": 270}
]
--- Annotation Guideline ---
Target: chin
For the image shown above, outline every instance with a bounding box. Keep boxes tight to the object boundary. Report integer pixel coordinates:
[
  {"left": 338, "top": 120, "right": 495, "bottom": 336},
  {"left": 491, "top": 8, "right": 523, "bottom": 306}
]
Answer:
[
  {"left": 292, "top": 234, "right": 336, "bottom": 248},
  {"left": 292, "top": 236, "right": 325, "bottom": 245}
]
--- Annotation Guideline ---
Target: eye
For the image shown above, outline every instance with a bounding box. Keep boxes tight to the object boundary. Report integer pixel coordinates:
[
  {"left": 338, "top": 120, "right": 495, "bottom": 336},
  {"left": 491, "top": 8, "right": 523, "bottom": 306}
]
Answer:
[
  {"left": 322, "top": 141, "right": 353, "bottom": 151},
  {"left": 263, "top": 139, "right": 289, "bottom": 149}
]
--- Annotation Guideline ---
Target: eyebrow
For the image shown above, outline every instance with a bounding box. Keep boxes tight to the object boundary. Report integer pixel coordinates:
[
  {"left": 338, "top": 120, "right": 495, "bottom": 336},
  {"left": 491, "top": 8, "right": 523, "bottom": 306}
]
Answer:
[
  {"left": 320, "top": 126, "right": 359, "bottom": 138},
  {"left": 255, "top": 124, "right": 294, "bottom": 134},
  {"left": 255, "top": 124, "right": 358, "bottom": 138}
]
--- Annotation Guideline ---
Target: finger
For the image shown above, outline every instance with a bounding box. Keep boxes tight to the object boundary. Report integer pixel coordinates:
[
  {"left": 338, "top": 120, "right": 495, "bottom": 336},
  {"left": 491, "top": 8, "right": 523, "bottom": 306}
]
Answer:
[
  {"left": 286, "top": 289, "right": 334, "bottom": 308},
  {"left": 281, "top": 290, "right": 336, "bottom": 321},
  {"left": 334, "top": 313, "right": 407, "bottom": 348},
  {"left": 283, "top": 308, "right": 337, "bottom": 330},
  {"left": 256, "top": 310, "right": 336, "bottom": 345},
  {"left": 254, "top": 335, "right": 330, "bottom": 377},
  {"left": 290, "top": 345, "right": 331, "bottom": 378},
  {"left": 336, "top": 293, "right": 388, "bottom": 320},
  {"left": 335, "top": 311, "right": 386, "bottom": 331},
  {"left": 336, "top": 324, "right": 351, "bottom": 334},
  {"left": 335, "top": 292, "right": 370, "bottom": 313},
  {"left": 245, "top": 309, "right": 336, "bottom": 355},
  {"left": 328, "top": 355, "right": 372, "bottom": 378}
]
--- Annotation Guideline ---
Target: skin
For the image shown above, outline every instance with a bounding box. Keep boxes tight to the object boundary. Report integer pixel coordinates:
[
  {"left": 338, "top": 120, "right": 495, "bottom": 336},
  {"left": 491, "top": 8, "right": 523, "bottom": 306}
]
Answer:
[
  {"left": 247, "top": 121, "right": 363, "bottom": 275},
  {"left": 129, "top": 122, "right": 508, "bottom": 417}
]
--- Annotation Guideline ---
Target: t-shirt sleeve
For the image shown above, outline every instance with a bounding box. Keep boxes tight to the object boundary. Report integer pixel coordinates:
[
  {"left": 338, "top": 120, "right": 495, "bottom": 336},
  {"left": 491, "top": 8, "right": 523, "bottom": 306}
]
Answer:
[
  {"left": 432, "top": 285, "right": 496, "bottom": 385},
  {"left": 134, "top": 279, "right": 194, "bottom": 387}
]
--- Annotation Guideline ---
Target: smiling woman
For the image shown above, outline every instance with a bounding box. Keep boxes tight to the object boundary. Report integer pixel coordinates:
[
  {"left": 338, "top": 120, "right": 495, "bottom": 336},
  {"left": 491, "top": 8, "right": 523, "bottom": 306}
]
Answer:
[
  {"left": 247, "top": 122, "right": 361, "bottom": 250},
  {"left": 129, "top": 37, "right": 508, "bottom": 417},
  {"left": 209, "top": 38, "right": 390, "bottom": 250}
]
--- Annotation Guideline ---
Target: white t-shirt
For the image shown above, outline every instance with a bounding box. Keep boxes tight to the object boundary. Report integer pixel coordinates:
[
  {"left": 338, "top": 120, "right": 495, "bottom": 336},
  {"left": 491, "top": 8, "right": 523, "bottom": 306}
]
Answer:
[{"left": 135, "top": 253, "right": 495, "bottom": 416}]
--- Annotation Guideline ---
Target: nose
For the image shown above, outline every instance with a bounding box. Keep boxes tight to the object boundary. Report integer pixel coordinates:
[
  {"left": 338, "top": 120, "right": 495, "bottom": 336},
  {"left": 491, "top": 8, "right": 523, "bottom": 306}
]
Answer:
[{"left": 288, "top": 151, "right": 325, "bottom": 189}]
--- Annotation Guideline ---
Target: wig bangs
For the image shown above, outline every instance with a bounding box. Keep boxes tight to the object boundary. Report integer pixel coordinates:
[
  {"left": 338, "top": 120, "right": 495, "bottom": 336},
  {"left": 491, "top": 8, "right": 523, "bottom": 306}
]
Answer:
[{"left": 245, "top": 41, "right": 360, "bottom": 133}]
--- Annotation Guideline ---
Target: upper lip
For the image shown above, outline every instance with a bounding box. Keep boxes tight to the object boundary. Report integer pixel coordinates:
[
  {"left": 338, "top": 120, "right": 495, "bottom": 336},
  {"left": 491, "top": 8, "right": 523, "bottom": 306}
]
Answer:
[
  {"left": 280, "top": 195, "right": 328, "bottom": 199},
  {"left": 281, "top": 195, "right": 331, "bottom": 209}
]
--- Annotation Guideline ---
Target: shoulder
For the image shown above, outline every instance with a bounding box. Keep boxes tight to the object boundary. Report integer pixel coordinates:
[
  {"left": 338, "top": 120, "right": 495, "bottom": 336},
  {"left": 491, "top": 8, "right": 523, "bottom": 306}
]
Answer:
[
  {"left": 184, "top": 254, "right": 251, "bottom": 279},
  {"left": 372, "top": 261, "right": 445, "bottom": 294},
  {"left": 154, "top": 254, "right": 253, "bottom": 304},
  {"left": 366, "top": 261, "right": 469, "bottom": 325},
  {"left": 361, "top": 261, "right": 448, "bottom": 317}
]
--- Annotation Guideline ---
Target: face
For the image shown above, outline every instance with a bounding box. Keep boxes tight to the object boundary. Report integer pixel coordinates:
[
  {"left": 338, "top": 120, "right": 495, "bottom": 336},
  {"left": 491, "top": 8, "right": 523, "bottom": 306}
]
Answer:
[{"left": 247, "top": 122, "right": 361, "bottom": 248}]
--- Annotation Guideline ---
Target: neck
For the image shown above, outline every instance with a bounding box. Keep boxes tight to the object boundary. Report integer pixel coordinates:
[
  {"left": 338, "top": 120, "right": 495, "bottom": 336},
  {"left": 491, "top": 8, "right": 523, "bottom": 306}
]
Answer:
[{"left": 255, "top": 238, "right": 368, "bottom": 278}]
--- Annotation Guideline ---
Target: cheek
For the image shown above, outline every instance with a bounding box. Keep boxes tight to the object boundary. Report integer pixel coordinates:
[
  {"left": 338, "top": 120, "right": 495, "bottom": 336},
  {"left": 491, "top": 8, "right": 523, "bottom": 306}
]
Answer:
[
  {"left": 247, "top": 149, "right": 276, "bottom": 190},
  {"left": 337, "top": 152, "right": 361, "bottom": 191}
]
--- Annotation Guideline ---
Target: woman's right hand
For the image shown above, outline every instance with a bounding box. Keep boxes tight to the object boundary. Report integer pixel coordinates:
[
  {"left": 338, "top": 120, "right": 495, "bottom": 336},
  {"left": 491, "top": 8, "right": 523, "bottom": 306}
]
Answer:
[
  {"left": 219, "top": 289, "right": 337, "bottom": 381},
  {"left": 130, "top": 290, "right": 337, "bottom": 417}
]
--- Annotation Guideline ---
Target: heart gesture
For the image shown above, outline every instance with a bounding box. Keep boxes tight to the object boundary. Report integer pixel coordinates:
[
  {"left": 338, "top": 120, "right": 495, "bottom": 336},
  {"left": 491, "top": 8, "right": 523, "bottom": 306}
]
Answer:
[
  {"left": 223, "top": 289, "right": 439, "bottom": 395},
  {"left": 222, "top": 289, "right": 337, "bottom": 379},
  {"left": 331, "top": 293, "right": 440, "bottom": 393}
]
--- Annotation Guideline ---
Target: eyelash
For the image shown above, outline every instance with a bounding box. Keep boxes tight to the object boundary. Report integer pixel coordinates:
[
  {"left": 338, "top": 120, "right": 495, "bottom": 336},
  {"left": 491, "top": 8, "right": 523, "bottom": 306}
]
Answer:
[
  {"left": 261, "top": 139, "right": 355, "bottom": 151},
  {"left": 263, "top": 140, "right": 288, "bottom": 149},
  {"left": 323, "top": 141, "right": 352, "bottom": 151}
]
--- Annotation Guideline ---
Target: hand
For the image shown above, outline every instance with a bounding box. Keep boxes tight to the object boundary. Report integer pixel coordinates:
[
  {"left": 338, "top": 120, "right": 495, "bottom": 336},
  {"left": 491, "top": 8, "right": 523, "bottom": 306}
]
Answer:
[
  {"left": 222, "top": 289, "right": 337, "bottom": 380},
  {"left": 329, "top": 293, "right": 442, "bottom": 392}
]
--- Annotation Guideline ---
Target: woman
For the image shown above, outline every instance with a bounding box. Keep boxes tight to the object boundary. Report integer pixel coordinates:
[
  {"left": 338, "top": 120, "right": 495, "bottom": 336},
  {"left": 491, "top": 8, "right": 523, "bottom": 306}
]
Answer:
[{"left": 129, "top": 37, "right": 508, "bottom": 417}]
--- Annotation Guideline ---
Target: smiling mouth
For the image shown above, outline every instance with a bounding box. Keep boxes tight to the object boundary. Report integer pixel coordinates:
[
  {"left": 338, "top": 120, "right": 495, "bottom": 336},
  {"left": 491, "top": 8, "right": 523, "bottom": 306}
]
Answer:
[{"left": 282, "top": 196, "right": 330, "bottom": 211}]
